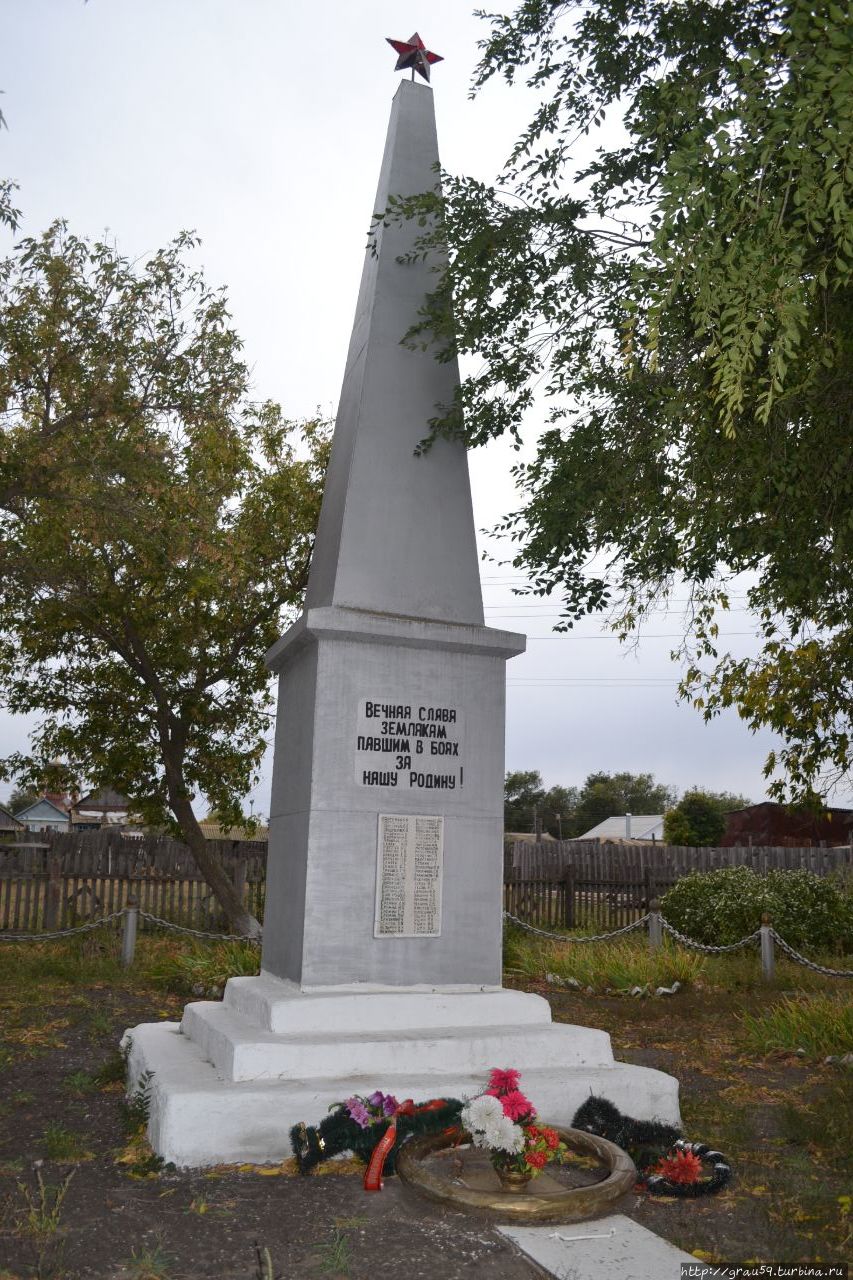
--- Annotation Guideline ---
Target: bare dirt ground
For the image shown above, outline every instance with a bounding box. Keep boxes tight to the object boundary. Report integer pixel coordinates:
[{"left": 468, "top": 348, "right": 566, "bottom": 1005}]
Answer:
[{"left": 0, "top": 949, "right": 849, "bottom": 1278}]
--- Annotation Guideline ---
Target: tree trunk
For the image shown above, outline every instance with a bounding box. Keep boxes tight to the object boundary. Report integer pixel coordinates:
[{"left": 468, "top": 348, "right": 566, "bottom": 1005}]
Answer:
[{"left": 170, "top": 793, "right": 262, "bottom": 940}]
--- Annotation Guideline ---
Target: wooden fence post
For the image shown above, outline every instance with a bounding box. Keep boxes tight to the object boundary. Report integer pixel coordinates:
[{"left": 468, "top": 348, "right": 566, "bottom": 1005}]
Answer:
[
  {"left": 44, "top": 855, "right": 62, "bottom": 931},
  {"left": 562, "top": 866, "right": 575, "bottom": 929},
  {"left": 760, "top": 914, "right": 775, "bottom": 981},
  {"left": 122, "top": 898, "right": 138, "bottom": 969},
  {"left": 648, "top": 899, "right": 662, "bottom": 951}
]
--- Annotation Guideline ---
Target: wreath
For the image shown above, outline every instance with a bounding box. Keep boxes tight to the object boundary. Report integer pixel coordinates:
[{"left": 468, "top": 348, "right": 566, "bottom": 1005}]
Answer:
[
  {"left": 290, "top": 1095, "right": 463, "bottom": 1177},
  {"left": 572, "top": 1096, "right": 731, "bottom": 1198}
]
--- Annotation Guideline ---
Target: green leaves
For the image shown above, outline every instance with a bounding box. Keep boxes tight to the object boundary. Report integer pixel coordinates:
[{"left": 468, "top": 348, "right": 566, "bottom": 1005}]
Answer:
[
  {"left": 0, "top": 225, "right": 329, "bottom": 840},
  {"left": 395, "top": 0, "right": 853, "bottom": 802}
]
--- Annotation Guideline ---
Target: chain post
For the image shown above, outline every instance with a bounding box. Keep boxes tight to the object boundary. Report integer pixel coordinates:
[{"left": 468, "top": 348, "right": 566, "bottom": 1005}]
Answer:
[
  {"left": 121, "top": 898, "right": 139, "bottom": 969},
  {"left": 648, "top": 899, "right": 662, "bottom": 952},
  {"left": 760, "top": 913, "right": 774, "bottom": 982}
]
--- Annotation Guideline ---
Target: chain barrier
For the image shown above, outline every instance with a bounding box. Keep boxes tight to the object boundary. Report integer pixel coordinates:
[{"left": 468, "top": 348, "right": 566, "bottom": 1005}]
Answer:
[
  {"left": 137, "top": 910, "right": 260, "bottom": 945},
  {"left": 660, "top": 919, "right": 761, "bottom": 954},
  {"left": 769, "top": 929, "right": 853, "bottom": 978},
  {"left": 0, "top": 909, "right": 848, "bottom": 974},
  {"left": 502, "top": 910, "right": 650, "bottom": 942},
  {"left": 0, "top": 910, "right": 126, "bottom": 943}
]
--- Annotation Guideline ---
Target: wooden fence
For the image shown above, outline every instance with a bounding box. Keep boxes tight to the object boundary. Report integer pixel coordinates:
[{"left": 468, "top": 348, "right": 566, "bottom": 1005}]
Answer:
[
  {"left": 0, "top": 830, "right": 266, "bottom": 935},
  {"left": 2, "top": 830, "right": 851, "bottom": 938},
  {"left": 507, "top": 839, "right": 853, "bottom": 880},
  {"left": 503, "top": 865, "right": 683, "bottom": 932}
]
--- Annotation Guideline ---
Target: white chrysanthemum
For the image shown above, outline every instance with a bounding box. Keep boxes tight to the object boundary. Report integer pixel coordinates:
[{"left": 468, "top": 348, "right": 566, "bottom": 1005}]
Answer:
[
  {"left": 486, "top": 1114, "right": 525, "bottom": 1154},
  {"left": 462, "top": 1094, "right": 503, "bottom": 1134}
]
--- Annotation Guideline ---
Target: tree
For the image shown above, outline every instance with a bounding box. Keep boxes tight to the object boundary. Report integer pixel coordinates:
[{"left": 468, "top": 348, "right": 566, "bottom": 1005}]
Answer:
[
  {"left": 6, "top": 784, "right": 38, "bottom": 814},
  {"left": 385, "top": 0, "right": 853, "bottom": 803},
  {"left": 0, "top": 223, "right": 329, "bottom": 936},
  {"left": 504, "top": 769, "right": 545, "bottom": 832},
  {"left": 664, "top": 791, "right": 729, "bottom": 846},
  {"left": 572, "top": 772, "right": 676, "bottom": 838},
  {"left": 540, "top": 783, "right": 579, "bottom": 839}
]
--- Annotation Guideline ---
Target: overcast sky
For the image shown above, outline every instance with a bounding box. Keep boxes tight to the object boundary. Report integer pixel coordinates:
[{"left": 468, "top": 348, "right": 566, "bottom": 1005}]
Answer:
[{"left": 1, "top": 0, "right": 814, "bottom": 816}]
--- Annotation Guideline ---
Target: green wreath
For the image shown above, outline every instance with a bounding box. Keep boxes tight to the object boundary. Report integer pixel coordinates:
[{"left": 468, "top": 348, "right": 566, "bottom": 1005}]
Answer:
[{"left": 290, "top": 1098, "right": 464, "bottom": 1176}]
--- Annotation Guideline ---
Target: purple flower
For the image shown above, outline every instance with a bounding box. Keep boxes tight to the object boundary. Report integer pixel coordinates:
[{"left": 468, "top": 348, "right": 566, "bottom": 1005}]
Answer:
[
  {"left": 382, "top": 1094, "right": 399, "bottom": 1117},
  {"left": 345, "top": 1097, "right": 371, "bottom": 1128},
  {"left": 366, "top": 1091, "right": 385, "bottom": 1109}
]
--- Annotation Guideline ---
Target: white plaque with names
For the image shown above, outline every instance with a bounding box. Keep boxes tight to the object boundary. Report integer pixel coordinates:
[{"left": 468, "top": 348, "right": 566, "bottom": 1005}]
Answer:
[{"left": 374, "top": 813, "right": 443, "bottom": 938}]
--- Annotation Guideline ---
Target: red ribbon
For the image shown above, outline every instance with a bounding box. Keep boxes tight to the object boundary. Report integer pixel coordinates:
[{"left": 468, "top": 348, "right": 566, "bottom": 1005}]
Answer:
[{"left": 363, "top": 1098, "right": 449, "bottom": 1191}]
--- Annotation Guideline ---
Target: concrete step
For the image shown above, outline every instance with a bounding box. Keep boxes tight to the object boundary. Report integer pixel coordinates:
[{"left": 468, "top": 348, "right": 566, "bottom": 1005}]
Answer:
[
  {"left": 124, "top": 1019, "right": 680, "bottom": 1167},
  {"left": 223, "top": 975, "right": 553, "bottom": 1035},
  {"left": 180, "top": 1000, "right": 616, "bottom": 1082}
]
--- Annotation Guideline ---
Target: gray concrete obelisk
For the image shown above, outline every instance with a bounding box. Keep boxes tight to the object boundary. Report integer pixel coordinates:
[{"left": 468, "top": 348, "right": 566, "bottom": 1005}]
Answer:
[
  {"left": 126, "top": 78, "right": 680, "bottom": 1166},
  {"left": 260, "top": 79, "right": 525, "bottom": 989}
]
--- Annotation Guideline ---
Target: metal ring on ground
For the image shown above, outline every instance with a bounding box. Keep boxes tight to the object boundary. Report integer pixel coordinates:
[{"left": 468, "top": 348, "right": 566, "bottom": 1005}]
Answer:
[{"left": 395, "top": 1125, "right": 636, "bottom": 1221}]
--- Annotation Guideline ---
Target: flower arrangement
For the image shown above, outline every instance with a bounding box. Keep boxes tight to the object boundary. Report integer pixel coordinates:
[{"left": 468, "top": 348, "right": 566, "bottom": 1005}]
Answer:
[
  {"left": 343, "top": 1091, "right": 399, "bottom": 1128},
  {"left": 461, "top": 1068, "right": 568, "bottom": 1184},
  {"left": 651, "top": 1148, "right": 704, "bottom": 1185}
]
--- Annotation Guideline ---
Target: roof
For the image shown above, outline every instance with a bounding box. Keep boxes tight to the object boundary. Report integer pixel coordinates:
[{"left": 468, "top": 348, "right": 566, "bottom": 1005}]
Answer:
[
  {"left": 75, "top": 787, "right": 129, "bottom": 812},
  {"left": 574, "top": 815, "right": 665, "bottom": 841},
  {"left": 198, "top": 820, "right": 269, "bottom": 842},
  {"left": 15, "top": 797, "right": 69, "bottom": 822},
  {"left": 0, "top": 805, "right": 25, "bottom": 832}
]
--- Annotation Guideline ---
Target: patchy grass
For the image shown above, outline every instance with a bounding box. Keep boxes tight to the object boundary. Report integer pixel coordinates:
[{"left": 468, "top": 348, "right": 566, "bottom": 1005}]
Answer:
[
  {"left": 124, "top": 1236, "right": 174, "bottom": 1280},
  {"left": 42, "top": 1123, "right": 92, "bottom": 1163},
  {"left": 739, "top": 993, "right": 853, "bottom": 1058},
  {"left": 504, "top": 930, "right": 706, "bottom": 992},
  {"left": 144, "top": 938, "right": 260, "bottom": 996}
]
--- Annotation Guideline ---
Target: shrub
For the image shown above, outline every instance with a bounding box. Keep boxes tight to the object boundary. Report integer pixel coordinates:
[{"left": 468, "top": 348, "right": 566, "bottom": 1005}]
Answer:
[{"left": 661, "top": 866, "right": 852, "bottom": 952}]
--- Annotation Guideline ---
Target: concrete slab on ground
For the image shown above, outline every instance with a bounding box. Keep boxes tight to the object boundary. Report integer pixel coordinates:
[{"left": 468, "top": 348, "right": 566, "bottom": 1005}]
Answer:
[{"left": 499, "top": 1215, "right": 697, "bottom": 1280}]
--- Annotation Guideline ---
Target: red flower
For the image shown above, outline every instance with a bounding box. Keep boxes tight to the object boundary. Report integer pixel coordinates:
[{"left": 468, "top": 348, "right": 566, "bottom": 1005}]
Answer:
[
  {"left": 486, "top": 1068, "right": 521, "bottom": 1095},
  {"left": 652, "top": 1149, "right": 703, "bottom": 1185},
  {"left": 541, "top": 1127, "right": 560, "bottom": 1150},
  {"left": 526, "top": 1150, "right": 548, "bottom": 1169},
  {"left": 500, "top": 1090, "right": 535, "bottom": 1122}
]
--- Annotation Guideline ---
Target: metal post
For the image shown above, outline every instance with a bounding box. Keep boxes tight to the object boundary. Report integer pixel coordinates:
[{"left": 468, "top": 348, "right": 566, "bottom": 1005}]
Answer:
[
  {"left": 760, "top": 914, "right": 774, "bottom": 981},
  {"left": 122, "top": 897, "right": 138, "bottom": 969},
  {"left": 648, "top": 899, "right": 662, "bottom": 951}
]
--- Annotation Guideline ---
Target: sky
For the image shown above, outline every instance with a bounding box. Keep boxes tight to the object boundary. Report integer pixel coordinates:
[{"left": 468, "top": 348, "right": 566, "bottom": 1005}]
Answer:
[{"left": 0, "top": 0, "right": 808, "bottom": 817}]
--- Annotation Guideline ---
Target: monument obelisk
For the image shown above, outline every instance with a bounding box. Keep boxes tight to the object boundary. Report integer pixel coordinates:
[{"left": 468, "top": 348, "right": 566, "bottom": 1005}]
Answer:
[
  {"left": 259, "top": 68, "right": 522, "bottom": 991},
  {"left": 126, "top": 42, "right": 679, "bottom": 1165}
]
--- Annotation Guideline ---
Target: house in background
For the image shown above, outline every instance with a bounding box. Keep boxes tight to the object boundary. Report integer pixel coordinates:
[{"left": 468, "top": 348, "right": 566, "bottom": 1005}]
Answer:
[
  {"left": 722, "top": 801, "right": 853, "bottom": 847},
  {"left": 573, "top": 814, "right": 665, "bottom": 843},
  {"left": 0, "top": 805, "right": 25, "bottom": 842},
  {"left": 15, "top": 797, "right": 70, "bottom": 833},
  {"left": 70, "top": 786, "right": 133, "bottom": 831}
]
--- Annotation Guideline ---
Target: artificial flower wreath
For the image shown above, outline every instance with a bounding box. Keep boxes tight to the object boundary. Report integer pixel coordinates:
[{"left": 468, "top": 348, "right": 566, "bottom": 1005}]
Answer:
[{"left": 572, "top": 1095, "right": 732, "bottom": 1197}]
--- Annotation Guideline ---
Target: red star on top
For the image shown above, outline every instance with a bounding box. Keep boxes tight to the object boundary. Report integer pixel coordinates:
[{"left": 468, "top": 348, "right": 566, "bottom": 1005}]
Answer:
[{"left": 386, "top": 33, "right": 444, "bottom": 83}]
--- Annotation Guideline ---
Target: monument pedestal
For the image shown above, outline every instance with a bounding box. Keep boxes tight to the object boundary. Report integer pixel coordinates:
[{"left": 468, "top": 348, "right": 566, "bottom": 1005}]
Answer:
[{"left": 126, "top": 976, "right": 679, "bottom": 1167}]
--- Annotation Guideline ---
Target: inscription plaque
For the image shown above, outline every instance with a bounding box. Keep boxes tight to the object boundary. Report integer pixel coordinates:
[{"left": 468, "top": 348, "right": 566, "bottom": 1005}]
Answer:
[
  {"left": 374, "top": 813, "right": 443, "bottom": 938},
  {"left": 355, "top": 696, "right": 465, "bottom": 791}
]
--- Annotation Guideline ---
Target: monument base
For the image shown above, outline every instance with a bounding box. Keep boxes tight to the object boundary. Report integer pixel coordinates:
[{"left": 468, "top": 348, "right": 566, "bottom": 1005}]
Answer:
[{"left": 124, "top": 976, "right": 679, "bottom": 1167}]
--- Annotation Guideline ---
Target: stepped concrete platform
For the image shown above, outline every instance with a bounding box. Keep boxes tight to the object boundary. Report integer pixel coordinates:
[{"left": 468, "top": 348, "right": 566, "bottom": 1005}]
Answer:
[{"left": 125, "top": 976, "right": 680, "bottom": 1168}]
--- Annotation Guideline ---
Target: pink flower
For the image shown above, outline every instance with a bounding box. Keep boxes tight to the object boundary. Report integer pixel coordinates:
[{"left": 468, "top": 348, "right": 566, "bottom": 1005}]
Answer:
[
  {"left": 499, "top": 1090, "right": 535, "bottom": 1122},
  {"left": 486, "top": 1068, "right": 521, "bottom": 1095},
  {"left": 345, "top": 1097, "right": 371, "bottom": 1128}
]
